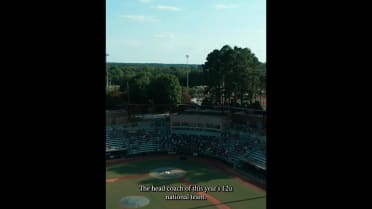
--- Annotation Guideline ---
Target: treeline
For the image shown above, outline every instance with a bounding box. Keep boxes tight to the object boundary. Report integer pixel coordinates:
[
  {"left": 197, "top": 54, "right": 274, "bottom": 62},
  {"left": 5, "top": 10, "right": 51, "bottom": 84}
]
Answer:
[
  {"left": 106, "top": 73, "right": 182, "bottom": 109},
  {"left": 106, "top": 45, "right": 266, "bottom": 110},
  {"left": 107, "top": 63, "right": 205, "bottom": 88}
]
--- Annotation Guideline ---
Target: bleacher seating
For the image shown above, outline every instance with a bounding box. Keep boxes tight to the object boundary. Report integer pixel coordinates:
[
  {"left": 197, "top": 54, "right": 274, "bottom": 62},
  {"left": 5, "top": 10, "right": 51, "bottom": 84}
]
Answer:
[
  {"left": 106, "top": 128, "right": 128, "bottom": 152},
  {"left": 244, "top": 150, "right": 266, "bottom": 170},
  {"left": 106, "top": 113, "right": 266, "bottom": 171}
]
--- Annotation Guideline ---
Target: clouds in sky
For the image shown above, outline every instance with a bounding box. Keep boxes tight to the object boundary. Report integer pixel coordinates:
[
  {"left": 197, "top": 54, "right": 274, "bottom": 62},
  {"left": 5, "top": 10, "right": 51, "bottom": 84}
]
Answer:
[
  {"left": 153, "top": 5, "right": 181, "bottom": 11},
  {"left": 122, "top": 4, "right": 181, "bottom": 23},
  {"left": 107, "top": 0, "right": 266, "bottom": 63},
  {"left": 153, "top": 33, "right": 175, "bottom": 39},
  {"left": 216, "top": 4, "right": 239, "bottom": 10},
  {"left": 122, "top": 15, "right": 159, "bottom": 22},
  {"left": 138, "top": 0, "right": 152, "bottom": 3}
]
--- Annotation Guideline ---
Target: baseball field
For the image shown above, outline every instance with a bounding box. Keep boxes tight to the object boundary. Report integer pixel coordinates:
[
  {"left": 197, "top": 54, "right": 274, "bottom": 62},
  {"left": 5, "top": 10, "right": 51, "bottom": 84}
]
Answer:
[{"left": 106, "top": 155, "right": 266, "bottom": 209}]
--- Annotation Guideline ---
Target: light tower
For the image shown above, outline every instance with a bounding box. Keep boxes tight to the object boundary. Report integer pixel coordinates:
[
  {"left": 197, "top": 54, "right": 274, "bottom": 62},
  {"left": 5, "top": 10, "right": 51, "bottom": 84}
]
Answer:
[{"left": 185, "top": 54, "right": 189, "bottom": 88}]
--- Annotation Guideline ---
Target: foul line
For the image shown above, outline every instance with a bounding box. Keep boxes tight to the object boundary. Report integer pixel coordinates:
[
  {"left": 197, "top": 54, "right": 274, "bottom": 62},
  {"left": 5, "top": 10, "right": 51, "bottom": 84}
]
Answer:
[
  {"left": 191, "top": 157, "right": 266, "bottom": 193},
  {"left": 107, "top": 156, "right": 266, "bottom": 194},
  {"left": 179, "top": 177, "right": 231, "bottom": 209}
]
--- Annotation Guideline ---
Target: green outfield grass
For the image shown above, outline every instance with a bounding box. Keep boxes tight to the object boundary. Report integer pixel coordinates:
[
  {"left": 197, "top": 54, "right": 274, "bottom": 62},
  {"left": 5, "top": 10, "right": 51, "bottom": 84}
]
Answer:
[{"left": 106, "top": 158, "right": 266, "bottom": 209}]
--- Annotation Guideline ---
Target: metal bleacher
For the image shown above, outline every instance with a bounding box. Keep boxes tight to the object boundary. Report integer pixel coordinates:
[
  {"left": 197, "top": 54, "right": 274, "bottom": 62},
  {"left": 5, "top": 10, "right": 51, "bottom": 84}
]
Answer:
[
  {"left": 244, "top": 150, "right": 266, "bottom": 170},
  {"left": 105, "top": 113, "right": 266, "bottom": 171},
  {"left": 125, "top": 121, "right": 169, "bottom": 155},
  {"left": 127, "top": 131, "right": 164, "bottom": 155},
  {"left": 106, "top": 128, "right": 128, "bottom": 152}
]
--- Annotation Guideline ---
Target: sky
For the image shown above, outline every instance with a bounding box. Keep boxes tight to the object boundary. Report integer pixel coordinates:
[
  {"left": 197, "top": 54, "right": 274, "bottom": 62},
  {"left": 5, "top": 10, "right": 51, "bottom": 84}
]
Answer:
[{"left": 106, "top": 0, "right": 266, "bottom": 64}]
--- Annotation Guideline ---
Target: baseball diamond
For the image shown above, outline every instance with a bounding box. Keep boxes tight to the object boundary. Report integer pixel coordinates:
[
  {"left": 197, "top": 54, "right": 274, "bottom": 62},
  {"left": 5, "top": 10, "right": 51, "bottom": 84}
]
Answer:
[{"left": 106, "top": 107, "right": 266, "bottom": 209}]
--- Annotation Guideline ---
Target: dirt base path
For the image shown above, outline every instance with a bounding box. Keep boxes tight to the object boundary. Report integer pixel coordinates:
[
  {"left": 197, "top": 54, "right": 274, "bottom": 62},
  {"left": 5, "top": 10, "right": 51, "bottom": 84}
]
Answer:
[
  {"left": 107, "top": 172, "right": 231, "bottom": 209},
  {"left": 106, "top": 173, "right": 149, "bottom": 183},
  {"left": 106, "top": 155, "right": 265, "bottom": 209},
  {"left": 106, "top": 155, "right": 266, "bottom": 193},
  {"left": 179, "top": 178, "right": 231, "bottom": 209},
  {"left": 191, "top": 157, "right": 266, "bottom": 193}
]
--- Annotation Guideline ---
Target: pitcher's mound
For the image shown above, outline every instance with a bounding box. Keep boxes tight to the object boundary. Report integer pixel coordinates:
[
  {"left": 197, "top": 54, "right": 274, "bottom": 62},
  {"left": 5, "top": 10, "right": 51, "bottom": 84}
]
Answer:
[
  {"left": 120, "top": 196, "right": 150, "bottom": 208},
  {"left": 149, "top": 167, "right": 186, "bottom": 179}
]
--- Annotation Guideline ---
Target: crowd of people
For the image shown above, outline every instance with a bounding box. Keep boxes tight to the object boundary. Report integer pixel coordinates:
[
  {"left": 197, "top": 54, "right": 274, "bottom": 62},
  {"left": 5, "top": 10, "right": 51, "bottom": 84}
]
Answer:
[
  {"left": 159, "top": 127, "right": 265, "bottom": 166},
  {"left": 106, "top": 119, "right": 266, "bottom": 169}
]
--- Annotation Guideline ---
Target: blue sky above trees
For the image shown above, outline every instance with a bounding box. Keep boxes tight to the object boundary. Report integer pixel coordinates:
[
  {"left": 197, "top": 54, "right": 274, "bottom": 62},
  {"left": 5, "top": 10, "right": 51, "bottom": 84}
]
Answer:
[{"left": 106, "top": 0, "right": 266, "bottom": 64}]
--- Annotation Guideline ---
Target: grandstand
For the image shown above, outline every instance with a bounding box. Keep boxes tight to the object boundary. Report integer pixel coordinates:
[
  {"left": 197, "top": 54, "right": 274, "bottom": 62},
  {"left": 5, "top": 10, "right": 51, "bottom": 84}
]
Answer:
[
  {"left": 106, "top": 107, "right": 266, "bottom": 179},
  {"left": 105, "top": 127, "right": 128, "bottom": 152},
  {"left": 126, "top": 128, "right": 165, "bottom": 155},
  {"left": 107, "top": 115, "right": 171, "bottom": 156},
  {"left": 244, "top": 150, "right": 266, "bottom": 170},
  {"left": 170, "top": 109, "right": 228, "bottom": 136}
]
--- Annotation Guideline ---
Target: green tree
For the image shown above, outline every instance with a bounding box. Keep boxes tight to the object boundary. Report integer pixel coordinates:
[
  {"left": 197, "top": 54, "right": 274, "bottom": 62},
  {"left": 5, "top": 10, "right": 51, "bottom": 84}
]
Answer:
[
  {"left": 108, "top": 66, "right": 124, "bottom": 85},
  {"left": 202, "top": 45, "right": 262, "bottom": 105},
  {"left": 128, "top": 73, "right": 150, "bottom": 104},
  {"left": 203, "top": 49, "right": 224, "bottom": 104},
  {"left": 148, "top": 74, "right": 181, "bottom": 105}
]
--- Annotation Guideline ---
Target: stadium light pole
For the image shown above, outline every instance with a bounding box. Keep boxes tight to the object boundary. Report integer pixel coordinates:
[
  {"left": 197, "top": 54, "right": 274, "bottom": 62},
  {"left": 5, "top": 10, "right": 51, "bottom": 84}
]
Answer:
[{"left": 186, "top": 55, "right": 189, "bottom": 88}]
